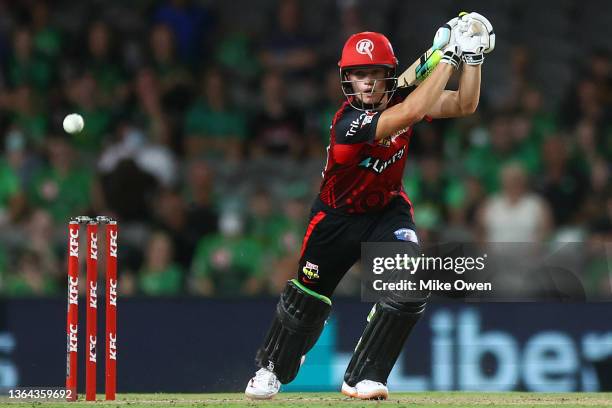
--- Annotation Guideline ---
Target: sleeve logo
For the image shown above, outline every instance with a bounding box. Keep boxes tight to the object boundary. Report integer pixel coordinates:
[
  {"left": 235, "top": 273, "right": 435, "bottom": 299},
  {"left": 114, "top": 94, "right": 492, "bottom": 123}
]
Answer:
[{"left": 345, "top": 112, "right": 378, "bottom": 138}]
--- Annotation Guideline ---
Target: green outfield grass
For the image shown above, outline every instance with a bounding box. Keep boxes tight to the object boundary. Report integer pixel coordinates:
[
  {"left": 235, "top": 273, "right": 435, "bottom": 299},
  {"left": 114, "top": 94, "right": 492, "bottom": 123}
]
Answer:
[{"left": 1, "top": 392, "right": 612, "bottom": 407}]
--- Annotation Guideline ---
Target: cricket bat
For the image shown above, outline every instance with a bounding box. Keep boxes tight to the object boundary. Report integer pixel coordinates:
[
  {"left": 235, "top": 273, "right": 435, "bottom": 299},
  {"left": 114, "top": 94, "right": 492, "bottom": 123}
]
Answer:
[
  {"left": 397, "top": 47, "right": 443, "bottom": 88},
  {"left": 397, "top": 22, "right": 452, "bottom": 88}
]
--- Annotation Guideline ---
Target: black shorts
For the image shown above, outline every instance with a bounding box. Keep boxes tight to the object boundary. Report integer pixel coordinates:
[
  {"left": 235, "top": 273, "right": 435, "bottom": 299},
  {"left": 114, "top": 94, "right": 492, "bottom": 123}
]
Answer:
[{"left": 297, "top": 196, "right": 419, "bottom": 298}]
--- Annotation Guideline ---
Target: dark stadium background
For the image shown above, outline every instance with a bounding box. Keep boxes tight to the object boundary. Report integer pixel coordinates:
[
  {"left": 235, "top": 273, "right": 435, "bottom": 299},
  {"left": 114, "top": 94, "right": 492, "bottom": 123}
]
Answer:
[{"left": 0, "top": 0, "right": 609, "bottom": 393}]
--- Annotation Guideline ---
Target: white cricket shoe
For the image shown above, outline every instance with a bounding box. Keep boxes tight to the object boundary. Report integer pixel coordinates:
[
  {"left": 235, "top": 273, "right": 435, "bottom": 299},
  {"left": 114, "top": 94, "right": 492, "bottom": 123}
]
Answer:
[
  {"left": 245, "top": 368, "right": 281, "bottom": 400},
  {"left": 341, "top": 380, "right": 388, "bottom": 400},
  {"left": 341, "top": 381, "right": 357, "bottom": 397}
]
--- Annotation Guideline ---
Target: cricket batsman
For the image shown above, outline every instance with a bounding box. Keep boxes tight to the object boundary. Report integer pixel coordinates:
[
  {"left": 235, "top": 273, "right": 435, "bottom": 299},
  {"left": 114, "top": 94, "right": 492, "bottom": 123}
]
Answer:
[{"left": 245, "top": 12, "right": 495, "bottom": 400}]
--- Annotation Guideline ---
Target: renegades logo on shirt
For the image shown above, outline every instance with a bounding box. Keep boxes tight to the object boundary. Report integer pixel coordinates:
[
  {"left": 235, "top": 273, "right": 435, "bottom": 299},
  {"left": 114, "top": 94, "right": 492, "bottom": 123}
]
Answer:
[{"left": 358, "top": 146, "right": 405, "bottom": 174}]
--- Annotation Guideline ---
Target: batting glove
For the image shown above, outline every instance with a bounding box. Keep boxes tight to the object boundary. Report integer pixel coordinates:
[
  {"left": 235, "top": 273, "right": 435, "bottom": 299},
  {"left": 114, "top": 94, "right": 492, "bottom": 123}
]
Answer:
[
  {"left": 454, "top": 12, "right": 495, "bottom": 65},
  {"left": 435, "top": 16, "right": 462, "bottom": 69}
]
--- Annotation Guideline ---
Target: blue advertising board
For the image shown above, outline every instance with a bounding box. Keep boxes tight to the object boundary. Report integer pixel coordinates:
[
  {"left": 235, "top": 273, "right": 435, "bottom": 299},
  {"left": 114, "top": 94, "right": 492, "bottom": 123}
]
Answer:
[{"left": 0, "top": 299, "right": 610, "bottom": 393}]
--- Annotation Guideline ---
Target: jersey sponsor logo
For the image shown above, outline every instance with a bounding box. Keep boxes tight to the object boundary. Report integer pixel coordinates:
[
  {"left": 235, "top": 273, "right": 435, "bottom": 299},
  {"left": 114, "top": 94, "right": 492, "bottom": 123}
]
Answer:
[
  {"left": 345, "top": 112, "right": 378, "bottom": 138},
  {"left": 302, "top": 261, "right": 320, "bottom": 280},
  {"left": 394, "top": 228, "right": 419, "bottom": 243},
  {"left": 378, "top": 137, "right": 392, "bottom": 147},
  {"left": 358, "top": 146, "right": 405, "bottom": 174},
  {"left": 356, "top": 39, "right": 374, "bottom": 60},
  {"left": 390, "top": 126, "right": 410, "bottom": 139},
  {"left": 379, "top": 125, "right": 409, "bottom": 147}
]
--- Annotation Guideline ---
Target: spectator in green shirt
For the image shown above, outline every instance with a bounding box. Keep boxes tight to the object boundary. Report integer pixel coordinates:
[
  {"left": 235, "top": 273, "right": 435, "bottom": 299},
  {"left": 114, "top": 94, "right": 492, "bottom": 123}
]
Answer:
[
  {"left": 64, "top": 72, "right": 112, "bottom": 152},
  {"left": 403, "top": 155, "right": 465, "bottom": 235},
  {"left": 190, "top": 211, "right": 264, "bottom": 296},
  {"left": 139, "top": 231, "right": 184, "bottom": 296},
  {"left": 464, "top": 114, "right": 539, "bottom": 193},
  {"left": 245, "top": 187, "right": 288, "bottom": 248},
  {"left": 214, "top": 29, "right": 260, "bottom": 83},
  {"left": 5, "top": 250, "right": 59, "bottom": 297},
  {"left": 184, "top": 68, "right": 246, "bottom": 160},
  {"left": 28, "top": 134, "right": 93, "bottom": 223},
  {"left": 0, "top": 131, "right": 28, "bottom": 225},
  {"left": 267, "top": 184, "right": 309, "bottom": 292},
  {"left": 149, "top": 23, "right": 194, "bottom": 110},
  {"left": 0, "top": 156, "right": 22, "bottom": 225},
  {"left": 31, "top": 1, "right": 62, "bottom": 62},
  {"left": 8, "top": 85, "right": 48, "bottom": 149},
  {"left": 86, "top": 21, "right": 129, "bottom": 108},
  {"left": 8, "top": 27, "right": 53, "bottom": 92}
]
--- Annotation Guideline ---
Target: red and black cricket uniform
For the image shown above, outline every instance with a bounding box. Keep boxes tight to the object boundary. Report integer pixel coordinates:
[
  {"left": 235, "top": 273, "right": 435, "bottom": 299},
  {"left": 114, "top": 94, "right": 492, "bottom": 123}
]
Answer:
[{"left": 298, "top": 88, "right": 425, "bottom": 297}]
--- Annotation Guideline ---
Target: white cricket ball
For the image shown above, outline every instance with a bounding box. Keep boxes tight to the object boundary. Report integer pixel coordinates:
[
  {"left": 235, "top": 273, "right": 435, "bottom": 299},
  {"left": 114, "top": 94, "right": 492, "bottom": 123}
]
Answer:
[{"left": 63, "top": 113, "right": 84, "bottom": 134}]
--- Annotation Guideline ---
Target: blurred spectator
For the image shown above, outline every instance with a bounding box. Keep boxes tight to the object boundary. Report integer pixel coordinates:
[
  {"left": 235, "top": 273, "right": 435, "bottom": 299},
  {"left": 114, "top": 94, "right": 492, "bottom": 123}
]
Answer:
[
  {"left": 478, "top": 163, "right": 552, "bottom": 242},
  {"left": 465, "top": 114, "right": 538, "bottom": 193},
  {"left": 245, "top": 187, "right": 287, "bottom": 247},
  {"left": 86, "top": 21, "right": 128, "bottom": 107},
  {"left": 404, "top": 155, "right": 464, "bottom": 235},
  {"left": 153, "top": 187, "right": 213, "bottom": 270},
  {"left": 184, "top": 159, "right": 218, "bottom": 236},
  {"left": 5, "top": 250, "right": 59, "bottom": 296},
  {"left": 509, "top": 112, "right": 542, "bottom": 172},
  {"left": 100, "top": 157, "right": 158, "bottom": 223},
  {"left": 132, "top": 67, "right": 172, "bottom": 148},
  {"left": 268, "top": 184, "right": 308, "bottom": 292},
  {"left": 311, "top": 68, "right": 344, "bottom": 147},
  {"left": 7, "top": 84, "right": 47, "bottom": 148},
  {"left": 249, "top": 71, "right": 305, "bottom": 158},
  {"left": 0, "top": 131, "right": 27, "bottom": 225},
  {"left": 148, "top": 23, "right": 193, "bottom": 110},
  {"left": 138, "top": 231, "right": 184, "bottom": 296},
  {"left": 319, "top": 1, "right": 365, "bottom": 66},
  {"left": 489, "top": 45, "right": 531, "bottom": 111},
  {"left": 28, "top": 134, "right": 93, "bottom": 223},
  {"left": 535, "top": 136, "right": 588, "bottom": 226},
  {"left": 21, "top": 208, "right": 61, "bottom": 281},
  {"left": 409, "top": 123, "right": 445, "bottom": 159},
  {"left": 190, "top": 211, "right": 264, "bottom": 296},
  {"left": 184, "top": 68, "right": 246, "bottom": 160},
  {"left": 438, "top": 175, "right": 487, "bottom": 243},
  {"left": 560, "top": 78, "right": 606, "bottom": 129},
  {"left": 572, "top": 120, "right": 599, "bottom": 173},
  {"left": 583, "top": 195, "right": 612, "bottom": 296},
  {"left": 7, "top": 26, "right": 53, "bottom": 91},
  {"left": 579, "top": 158, "right": 610, "bottom": 224},
  {"left": 98, "top": 121, "right": 178, "bottom": 188},
  {"left": 153, "top": 0, "right": 215, "bottom": 65},
  {"left": 259, "top": 0, "right": 317, "bottom": 78},
  {"left": 30, "top": 1, "right": 62, "bottom": 61},
  {"left": 64, "top": 71, "right": 111, "bottom": 152},
  {"left": 586, "top": 49, "right": 612, "bottom": 105},
  {"left": 214, "top": 28, "right": 260, "bottom": 86},
  {"left": 520, "top": 87, "right": 558, "bottom": 142}
]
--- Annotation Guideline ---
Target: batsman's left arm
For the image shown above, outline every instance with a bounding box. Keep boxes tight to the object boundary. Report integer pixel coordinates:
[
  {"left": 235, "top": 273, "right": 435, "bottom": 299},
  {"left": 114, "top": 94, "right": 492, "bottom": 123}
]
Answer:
[
  {"left": 426, "top": 11, "right": 494, "bottom": 118},
  {"left": 426, "top": 64, "right": 481, "bottom": 118}
]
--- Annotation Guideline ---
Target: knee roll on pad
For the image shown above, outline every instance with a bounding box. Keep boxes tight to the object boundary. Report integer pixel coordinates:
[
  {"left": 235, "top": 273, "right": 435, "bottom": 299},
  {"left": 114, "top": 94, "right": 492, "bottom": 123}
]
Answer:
[
  {"left": 255, "top": 279, "right": 331, "bottom": 384},
  {"left": 344, "top": 297, "right": 427, "bottom": 386}
]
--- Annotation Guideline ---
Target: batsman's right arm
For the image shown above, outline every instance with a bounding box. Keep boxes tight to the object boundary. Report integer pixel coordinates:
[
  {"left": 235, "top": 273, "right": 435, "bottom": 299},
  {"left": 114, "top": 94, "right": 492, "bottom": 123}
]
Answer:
[{"left": 375, "top": 61, "right": 455, "bottom": 140}]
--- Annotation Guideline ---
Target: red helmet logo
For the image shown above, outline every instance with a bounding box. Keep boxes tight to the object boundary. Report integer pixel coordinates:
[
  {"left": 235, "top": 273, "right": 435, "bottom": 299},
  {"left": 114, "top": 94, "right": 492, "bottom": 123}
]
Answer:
[
  {"left": 338, "top": 32, "right": 398, "bottom": 69},
  {"left": 355, "top": 39, "right": 374, "bottom": 60}
]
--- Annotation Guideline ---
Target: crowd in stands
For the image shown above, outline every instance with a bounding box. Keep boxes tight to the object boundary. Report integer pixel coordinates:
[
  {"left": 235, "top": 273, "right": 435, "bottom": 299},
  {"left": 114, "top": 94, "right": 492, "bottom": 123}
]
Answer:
[{"left": 0, "top": 0, "right": 609, "bottom": 297}]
